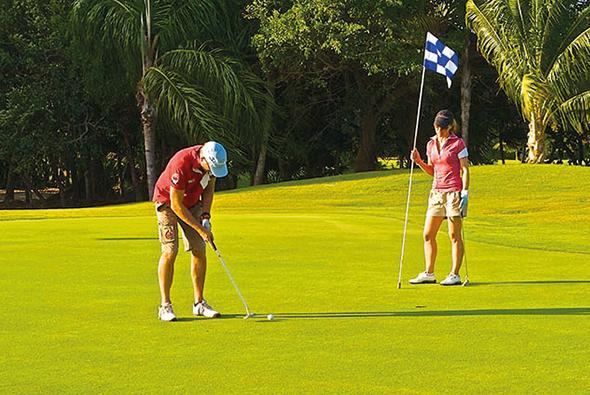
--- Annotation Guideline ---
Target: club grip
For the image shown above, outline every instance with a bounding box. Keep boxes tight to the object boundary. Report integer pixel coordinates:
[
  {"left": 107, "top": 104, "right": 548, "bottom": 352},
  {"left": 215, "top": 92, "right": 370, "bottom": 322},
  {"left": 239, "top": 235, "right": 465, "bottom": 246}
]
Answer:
[{"left": 209, "top": 240, "right": 218, "bottom": 251}]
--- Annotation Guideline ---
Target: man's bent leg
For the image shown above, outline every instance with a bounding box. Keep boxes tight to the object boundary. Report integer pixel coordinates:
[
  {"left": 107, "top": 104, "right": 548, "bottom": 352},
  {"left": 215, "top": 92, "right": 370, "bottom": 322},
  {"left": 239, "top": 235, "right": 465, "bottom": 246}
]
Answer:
[
  {"left": 156, "top": 204, "right": 180, "bottom": 305},
  {"left": 191, "top": 249, "right": 207, "bottom": 303},
  {"left": 159, "top": 251, "right": 177, "bottom": 304}
]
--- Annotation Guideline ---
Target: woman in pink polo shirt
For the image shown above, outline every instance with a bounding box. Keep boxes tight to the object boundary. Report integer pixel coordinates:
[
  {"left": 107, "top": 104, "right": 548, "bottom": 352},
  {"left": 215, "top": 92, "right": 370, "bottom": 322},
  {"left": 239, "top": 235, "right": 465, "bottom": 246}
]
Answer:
[{"left": 409, "top": 110, "right": 470, "bottom": 286}]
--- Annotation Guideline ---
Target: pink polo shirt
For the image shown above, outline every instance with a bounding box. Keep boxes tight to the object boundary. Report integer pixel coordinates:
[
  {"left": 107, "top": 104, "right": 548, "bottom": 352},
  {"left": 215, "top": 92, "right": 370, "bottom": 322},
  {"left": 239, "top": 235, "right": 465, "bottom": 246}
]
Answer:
[{"left": 426, "top": 134, "right": 468, "bottom": 192}]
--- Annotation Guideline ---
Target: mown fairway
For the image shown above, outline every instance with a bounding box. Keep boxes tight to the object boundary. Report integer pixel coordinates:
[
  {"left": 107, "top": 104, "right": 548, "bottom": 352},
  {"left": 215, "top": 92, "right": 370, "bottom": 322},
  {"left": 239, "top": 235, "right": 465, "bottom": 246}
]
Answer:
[{"left": 1, "top": 163, "right": 589, "bottom": 393}]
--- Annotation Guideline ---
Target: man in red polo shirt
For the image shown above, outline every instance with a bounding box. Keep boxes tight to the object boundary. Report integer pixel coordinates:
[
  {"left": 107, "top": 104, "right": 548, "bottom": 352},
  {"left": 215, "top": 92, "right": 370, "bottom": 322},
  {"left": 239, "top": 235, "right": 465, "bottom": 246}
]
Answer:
[{"left": 153, "top": 141, "right": 228, "bottom": 322}]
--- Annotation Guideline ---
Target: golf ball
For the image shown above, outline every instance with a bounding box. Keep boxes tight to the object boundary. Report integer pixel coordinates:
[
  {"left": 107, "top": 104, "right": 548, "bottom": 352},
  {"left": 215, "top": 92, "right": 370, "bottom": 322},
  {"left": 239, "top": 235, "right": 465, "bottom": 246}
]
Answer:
[{"left": 267, "top": 314, "right": 274, "bottom": 321}]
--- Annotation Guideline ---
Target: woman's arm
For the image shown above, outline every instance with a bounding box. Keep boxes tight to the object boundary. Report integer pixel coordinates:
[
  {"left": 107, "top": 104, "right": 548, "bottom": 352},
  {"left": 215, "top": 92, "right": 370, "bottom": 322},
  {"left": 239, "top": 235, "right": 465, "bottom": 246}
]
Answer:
[
  {"left": 411, "top": 149, "right": 434, "bottom": 177},
  {"left": 460, "top": 157, "right": 469, "bottom": 190}
]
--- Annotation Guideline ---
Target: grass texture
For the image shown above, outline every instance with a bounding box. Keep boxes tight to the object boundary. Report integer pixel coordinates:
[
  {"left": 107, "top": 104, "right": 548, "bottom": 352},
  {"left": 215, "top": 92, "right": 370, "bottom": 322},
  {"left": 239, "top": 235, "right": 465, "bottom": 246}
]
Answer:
[{"left": 1, "top": 162, "right": 589, "bottom": 393}]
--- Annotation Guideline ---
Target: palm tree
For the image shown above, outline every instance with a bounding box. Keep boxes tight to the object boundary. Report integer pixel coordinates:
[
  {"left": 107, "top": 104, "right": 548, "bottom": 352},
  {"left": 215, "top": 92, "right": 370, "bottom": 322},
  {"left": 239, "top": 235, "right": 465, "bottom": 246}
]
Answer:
[
  {"left": 466, "top": 0, "right": 590, "bottom": 163},
  {"left": 72, "top": 0, "right": 270, "bottom": 197}
]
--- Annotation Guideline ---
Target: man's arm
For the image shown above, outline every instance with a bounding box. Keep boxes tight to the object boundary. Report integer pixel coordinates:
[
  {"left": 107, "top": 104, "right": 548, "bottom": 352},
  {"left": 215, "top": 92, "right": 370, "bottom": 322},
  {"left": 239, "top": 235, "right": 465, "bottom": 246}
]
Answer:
[
  {"left": 170, "top": 187, "right": 213, "bottom": 243},
  {"left": 200, "top": 177, "right": 216, "bottom": 214}
]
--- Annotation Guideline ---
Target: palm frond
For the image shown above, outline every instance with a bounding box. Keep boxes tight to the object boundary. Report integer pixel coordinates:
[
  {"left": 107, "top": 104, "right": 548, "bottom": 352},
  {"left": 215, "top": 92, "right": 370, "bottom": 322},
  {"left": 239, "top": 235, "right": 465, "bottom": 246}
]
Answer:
[
  {"left": 71, "top": 0, "right": 143, "bottom": 57},
  {"left": 466, "top": 1, "right": 506, "bottom": 60},
  {"left": 142, "top": 66, "right": 229, "bottom": 140},
  {"left": 556, "top": 90, "right": 590, "bottom": 134},
  {"left": 157, "top": 45, "right": 274, "bottom": 139},
  {"left": 466, "top": 0, "right": 527, "bottom": 107},
  {"left": 539, "top": 0, "right": 569, "bottom": 73},
  {"left": 543, "top": 2, "right": 590, "bottom": 76},
  {"left": 547, "top": 26, "right": 590, "bottom": 95},
  {"left": 507, "top": 0, "right": 532, "bottom": 59},
  {"left": 152, "top": 0, "right": 220, "bottom": 51}
]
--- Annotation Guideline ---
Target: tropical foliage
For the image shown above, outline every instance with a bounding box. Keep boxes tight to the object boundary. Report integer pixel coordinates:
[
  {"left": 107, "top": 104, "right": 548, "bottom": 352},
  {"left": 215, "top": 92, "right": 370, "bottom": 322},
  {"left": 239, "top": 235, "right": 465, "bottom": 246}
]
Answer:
[
  {"left": 0, "top": 0, "right": 588, "bottom": 208},
  {"left": 71, "top": 0, "right": 272, "bottom": 197},
  {"left": 466, "top": 0, "right": 590, "bottom": 163}
]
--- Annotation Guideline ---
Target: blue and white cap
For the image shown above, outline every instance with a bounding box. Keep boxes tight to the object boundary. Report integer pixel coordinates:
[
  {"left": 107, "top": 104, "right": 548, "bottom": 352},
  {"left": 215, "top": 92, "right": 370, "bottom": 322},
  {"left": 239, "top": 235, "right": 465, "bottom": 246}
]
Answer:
[{"left": 201, "top": 141, "right": 228, "bottom": 178}]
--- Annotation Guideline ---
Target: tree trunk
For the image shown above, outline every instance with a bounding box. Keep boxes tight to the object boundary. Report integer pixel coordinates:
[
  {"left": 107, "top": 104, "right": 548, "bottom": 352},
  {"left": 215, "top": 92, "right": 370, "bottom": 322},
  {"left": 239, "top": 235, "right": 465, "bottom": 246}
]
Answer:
[
  {"left": 129, "top": 160, "right": 143, "bottom": 201},
  {"left": 84, "top": 170, "right": 94, "bottom": 203},
  {"left": 354, "top": 101, "right": 378, "bottom": 172},
  {"left": 138, "top": 89, "right": 158, "bottom": 200},
  {"left": 253, "top": 140, "right": 268, "bottom": 186},
  {"left": 4, "top": 162, "right": 15, "bottom": 203},
  {"left": 59, "top": 186, "right": 66, "bottom": 208},
  {"left": 499, "top": 134, "right": 505, "bottom": 164},
  {"left": 32, "top": 189, "right": 46, "bottom": 203},
  {"left": 117, "top": 154, "right": 124, "bottom": 197},
  {"left": 460, "top": 36, "right": 472, "bottom": 148},
  {"left": 121, "top": 125, "right": 144, "bottom": 202},
  {"left": 578, "top": 135, "right": 584, "bottom": 165},
  {"left": 25, "top": 187, "right": 32, "bottom": 207},
  {"left": 526, "top": 115, "right": 545, "bottom": 163}
]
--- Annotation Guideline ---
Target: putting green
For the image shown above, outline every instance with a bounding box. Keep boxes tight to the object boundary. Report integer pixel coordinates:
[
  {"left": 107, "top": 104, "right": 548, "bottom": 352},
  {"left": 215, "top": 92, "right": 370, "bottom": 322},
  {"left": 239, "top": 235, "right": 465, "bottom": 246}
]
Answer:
[{"left": 1, "top": 163, "right": 589, "bottom": 393}]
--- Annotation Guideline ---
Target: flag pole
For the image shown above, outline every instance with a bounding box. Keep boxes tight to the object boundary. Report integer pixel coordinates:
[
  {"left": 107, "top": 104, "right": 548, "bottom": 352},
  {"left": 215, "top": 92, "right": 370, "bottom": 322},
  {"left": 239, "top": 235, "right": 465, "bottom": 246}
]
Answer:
[{"left": 397, "top": 57, "right": 427, "bottom": 289}]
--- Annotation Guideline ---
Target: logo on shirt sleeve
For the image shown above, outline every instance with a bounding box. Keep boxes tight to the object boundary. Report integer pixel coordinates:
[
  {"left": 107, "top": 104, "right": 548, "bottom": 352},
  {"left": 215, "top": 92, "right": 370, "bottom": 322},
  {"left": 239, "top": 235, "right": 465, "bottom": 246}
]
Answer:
[{"left": 171, "top": 173, "right": 180, "bottom": 185}]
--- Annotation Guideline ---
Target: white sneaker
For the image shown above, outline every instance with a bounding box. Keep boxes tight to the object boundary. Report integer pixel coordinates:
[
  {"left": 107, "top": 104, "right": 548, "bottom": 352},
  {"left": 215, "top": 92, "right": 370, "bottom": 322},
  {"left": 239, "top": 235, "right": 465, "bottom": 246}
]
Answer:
[
  {"left": 193, "top": 300, "right": 221, "bottom": 318},
  {"left": 409, "top": 271, "right": 437, "bottom": 284},
  {"left": 158, "top": 303, "right": 177, "bottom": 322},
  {"left": 440, "top": 273, "right": 461, "bottom": 286}
]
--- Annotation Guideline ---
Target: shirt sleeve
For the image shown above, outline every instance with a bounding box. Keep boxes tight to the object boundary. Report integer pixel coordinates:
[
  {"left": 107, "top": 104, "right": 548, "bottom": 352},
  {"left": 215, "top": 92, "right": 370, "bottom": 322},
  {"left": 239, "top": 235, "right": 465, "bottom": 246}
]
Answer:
[
  {"left": 170, "top": 168, "right": 188, "bottom": 190},
  {"left": 457, "top": 139, "right": 469, "bottom": 159}
]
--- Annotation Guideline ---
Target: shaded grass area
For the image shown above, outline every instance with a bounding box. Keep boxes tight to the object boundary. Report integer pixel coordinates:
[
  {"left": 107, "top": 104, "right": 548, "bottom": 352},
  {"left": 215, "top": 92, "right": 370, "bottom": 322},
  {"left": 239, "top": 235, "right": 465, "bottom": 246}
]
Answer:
[{"left": 1, "top": 163, "right": 589, "bottom": 393}]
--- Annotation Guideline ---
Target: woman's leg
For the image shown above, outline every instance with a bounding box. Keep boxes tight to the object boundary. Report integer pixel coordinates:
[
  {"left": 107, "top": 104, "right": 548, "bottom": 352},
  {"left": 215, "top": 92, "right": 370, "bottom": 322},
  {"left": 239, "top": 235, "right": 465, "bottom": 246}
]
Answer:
[
  {"left": 424, "top": 215, "right": 445, "bottom": 273},
  {"left": 447, "top": 217, "right": 464, "bottom": 275}
]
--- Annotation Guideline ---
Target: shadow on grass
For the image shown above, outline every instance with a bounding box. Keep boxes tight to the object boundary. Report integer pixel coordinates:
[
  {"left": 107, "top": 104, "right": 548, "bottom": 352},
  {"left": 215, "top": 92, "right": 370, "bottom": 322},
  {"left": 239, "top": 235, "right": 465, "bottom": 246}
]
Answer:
[
  {"left": 98, "top": 237, "right": 157, "bottom": 241},
  {"left": 471, "top": 280, "right": 590, "bottom": 286},
  {"left": 173, "top": 308, "right": 590, "bottom": 321},
  {"left": 174, "top": 315, "right": 248, "bottom": 322},
  {"left": 269, "top": 307, "right": 590, "bottom": 319}
]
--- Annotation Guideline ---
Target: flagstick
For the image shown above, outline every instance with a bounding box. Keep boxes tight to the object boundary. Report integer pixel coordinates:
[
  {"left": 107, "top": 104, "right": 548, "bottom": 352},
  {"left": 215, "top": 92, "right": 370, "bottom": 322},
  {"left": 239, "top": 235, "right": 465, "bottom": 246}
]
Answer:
[{"left": 397, "top": 64, "right": 426, "bottom": 289}]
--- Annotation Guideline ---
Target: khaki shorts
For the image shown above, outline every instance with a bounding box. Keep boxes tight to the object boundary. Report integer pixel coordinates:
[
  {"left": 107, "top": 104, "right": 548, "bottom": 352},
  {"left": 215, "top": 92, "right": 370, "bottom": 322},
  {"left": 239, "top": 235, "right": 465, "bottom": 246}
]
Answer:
[
  {"left": 427, "top": 190, "right": 462, "bottom": 218},
  {"left": 155, "top": 203, "right": 206, "bottom": 254}
]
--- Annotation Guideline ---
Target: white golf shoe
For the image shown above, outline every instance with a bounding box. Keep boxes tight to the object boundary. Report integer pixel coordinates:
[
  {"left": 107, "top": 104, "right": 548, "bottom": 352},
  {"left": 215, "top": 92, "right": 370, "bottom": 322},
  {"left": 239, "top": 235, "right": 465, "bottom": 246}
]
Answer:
[
  {"left": 193, "top": 300, "right": 221, "bottom": 318},
  {"left": 440, "top": 273, "right": 462, "bottom": 286},
  {"left": 409, "top": 271, "right": 437, "bottom": 284},
  {"left": 158, "top": 303, "right": 177, "bottom": 322}
]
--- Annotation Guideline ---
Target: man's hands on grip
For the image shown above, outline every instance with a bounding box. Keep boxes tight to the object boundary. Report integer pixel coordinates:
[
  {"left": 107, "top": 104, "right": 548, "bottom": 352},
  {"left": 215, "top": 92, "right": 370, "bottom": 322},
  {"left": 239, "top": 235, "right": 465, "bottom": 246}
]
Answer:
[{"left": 199, "top": 211, "right": 213, "bottom": 242}]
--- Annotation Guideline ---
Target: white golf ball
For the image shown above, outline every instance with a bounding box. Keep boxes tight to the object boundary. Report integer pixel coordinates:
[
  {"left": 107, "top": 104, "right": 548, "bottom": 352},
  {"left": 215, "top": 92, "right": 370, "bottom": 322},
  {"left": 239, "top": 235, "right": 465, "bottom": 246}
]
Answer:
[{"left": 267, "top": 314, "right": 274, "bottom": 321}]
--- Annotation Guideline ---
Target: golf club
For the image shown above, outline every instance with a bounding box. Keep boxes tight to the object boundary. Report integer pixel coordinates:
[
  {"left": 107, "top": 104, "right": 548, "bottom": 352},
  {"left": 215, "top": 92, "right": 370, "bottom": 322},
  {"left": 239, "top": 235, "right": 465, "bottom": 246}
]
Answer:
[
  {"left": 461, "top": 218, "right": 469, "bottom": 286},
  {"left": 209, "top": 240, "right": 254, "bottom": 319}
]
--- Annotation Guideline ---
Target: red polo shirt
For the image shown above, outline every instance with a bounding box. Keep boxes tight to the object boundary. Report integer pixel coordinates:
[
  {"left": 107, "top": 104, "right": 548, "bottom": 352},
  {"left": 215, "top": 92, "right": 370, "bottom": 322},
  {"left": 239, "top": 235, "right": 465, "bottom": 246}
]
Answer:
[
  {"left": 426, "top": 134, "right": 468, "bottom": 192},
  {"left": 153, "top": 145, "right": 211, "bottom": 208}
]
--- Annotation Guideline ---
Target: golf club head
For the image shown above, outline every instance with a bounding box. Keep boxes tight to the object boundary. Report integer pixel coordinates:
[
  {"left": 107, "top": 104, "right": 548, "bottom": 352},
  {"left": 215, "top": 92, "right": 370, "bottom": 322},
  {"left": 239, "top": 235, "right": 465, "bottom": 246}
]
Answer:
[
  {"left": 397, "top": 281, "right": 402, "bottom": 289},
  {"left": 243, "top": 313, "right": 254, "bottom": 320},
  {"left": 462, "top": 279, "right": 470, "bottom": 286}
]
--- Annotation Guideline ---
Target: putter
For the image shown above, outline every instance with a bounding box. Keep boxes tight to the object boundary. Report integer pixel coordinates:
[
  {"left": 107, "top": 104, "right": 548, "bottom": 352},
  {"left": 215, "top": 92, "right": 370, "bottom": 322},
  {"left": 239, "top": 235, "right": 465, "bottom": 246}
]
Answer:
[
  {"left": 461, "top": 218, "right": 470, "bottom": 286},
  {"left": 209, "top": 240, "right": 254, "bottom": 319}
]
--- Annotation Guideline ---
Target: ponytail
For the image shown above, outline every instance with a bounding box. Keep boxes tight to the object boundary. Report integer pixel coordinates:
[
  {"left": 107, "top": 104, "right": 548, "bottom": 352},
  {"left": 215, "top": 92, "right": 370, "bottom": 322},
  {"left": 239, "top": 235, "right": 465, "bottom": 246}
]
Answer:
[{"left": 450, "top": 119, "right": 459, "bottom": 134}]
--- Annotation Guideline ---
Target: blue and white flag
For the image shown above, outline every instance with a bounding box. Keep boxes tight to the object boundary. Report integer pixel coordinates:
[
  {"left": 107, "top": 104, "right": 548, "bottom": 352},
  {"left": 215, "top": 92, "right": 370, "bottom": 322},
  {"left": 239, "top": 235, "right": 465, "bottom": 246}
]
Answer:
[{"left": 423, "top": 32, "right": 459, "bottom": 88}]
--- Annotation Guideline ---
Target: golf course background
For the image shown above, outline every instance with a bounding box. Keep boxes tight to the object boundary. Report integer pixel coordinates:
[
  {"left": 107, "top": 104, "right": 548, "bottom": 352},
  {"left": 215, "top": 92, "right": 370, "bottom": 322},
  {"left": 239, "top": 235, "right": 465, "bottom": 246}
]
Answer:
[{"left": 1, "top": 163, "right": 589, "bottom": 393}]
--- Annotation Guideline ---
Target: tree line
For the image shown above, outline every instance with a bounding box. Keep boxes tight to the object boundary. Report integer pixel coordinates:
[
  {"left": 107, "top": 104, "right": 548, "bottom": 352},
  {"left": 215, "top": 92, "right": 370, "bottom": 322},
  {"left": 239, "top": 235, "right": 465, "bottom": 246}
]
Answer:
[{"left": 1, "top": 0, "right": 588, "bottom": 208}]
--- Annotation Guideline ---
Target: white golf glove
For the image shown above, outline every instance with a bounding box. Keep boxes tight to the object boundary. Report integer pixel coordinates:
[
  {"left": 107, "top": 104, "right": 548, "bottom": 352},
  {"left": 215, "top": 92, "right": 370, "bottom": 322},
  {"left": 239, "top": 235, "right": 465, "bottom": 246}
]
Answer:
[
  {"left": 202, "top": 218, "right": 212, "bottom": 231},
  {"left": 460, "top": 190, "right": 469, "bottom": 218}
]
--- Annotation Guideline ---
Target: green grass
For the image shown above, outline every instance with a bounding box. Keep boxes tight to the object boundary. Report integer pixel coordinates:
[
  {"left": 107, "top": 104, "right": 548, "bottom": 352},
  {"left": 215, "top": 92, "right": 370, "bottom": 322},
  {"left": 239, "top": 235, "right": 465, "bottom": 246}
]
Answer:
[{"left": 1, "top": 163, "right": 589, "bottom": 393}]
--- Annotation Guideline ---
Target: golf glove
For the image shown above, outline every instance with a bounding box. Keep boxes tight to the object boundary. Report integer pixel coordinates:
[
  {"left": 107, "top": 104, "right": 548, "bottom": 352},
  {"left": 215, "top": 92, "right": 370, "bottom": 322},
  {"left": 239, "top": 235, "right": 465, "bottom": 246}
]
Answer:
[
  {"left": 202, "top": 218, "right": 212, "bottom": 231},
  {"left": 460, "top": 190, "right": 469, "bottom": 217}
]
